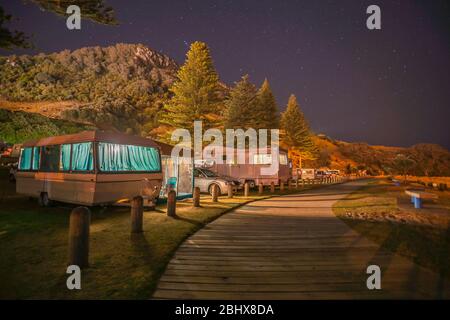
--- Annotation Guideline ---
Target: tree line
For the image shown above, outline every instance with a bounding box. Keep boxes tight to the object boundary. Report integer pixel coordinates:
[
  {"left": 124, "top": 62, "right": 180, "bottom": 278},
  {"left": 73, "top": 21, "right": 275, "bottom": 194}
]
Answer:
[{"left": 160, "top": 41, "right": 318, "bottom": 168}]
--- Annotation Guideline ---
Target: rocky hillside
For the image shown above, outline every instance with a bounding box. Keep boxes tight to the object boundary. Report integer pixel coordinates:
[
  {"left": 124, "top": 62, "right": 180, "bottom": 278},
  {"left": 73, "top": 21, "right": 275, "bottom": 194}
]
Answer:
[
  {"left": 0, "top": 43, "right": 178, "bottom": 134},
  {"left": 309, "top": 135, "right": 450, "bottom": 177},
  {"left": 0, "top": 108, "right": 94, "bottom": 144}
]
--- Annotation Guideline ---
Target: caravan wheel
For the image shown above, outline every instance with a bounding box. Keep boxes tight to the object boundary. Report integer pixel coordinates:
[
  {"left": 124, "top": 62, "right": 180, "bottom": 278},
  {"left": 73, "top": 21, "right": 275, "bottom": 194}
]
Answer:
[{"left": 247, "top": 180, "right": 256, "bottom": 188}]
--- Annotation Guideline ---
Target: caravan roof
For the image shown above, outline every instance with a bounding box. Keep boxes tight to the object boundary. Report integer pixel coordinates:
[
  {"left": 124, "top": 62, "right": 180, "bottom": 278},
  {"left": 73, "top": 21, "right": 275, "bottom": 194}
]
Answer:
[{"left": 22, "top": 130, "right": 160, "bottom": 149}]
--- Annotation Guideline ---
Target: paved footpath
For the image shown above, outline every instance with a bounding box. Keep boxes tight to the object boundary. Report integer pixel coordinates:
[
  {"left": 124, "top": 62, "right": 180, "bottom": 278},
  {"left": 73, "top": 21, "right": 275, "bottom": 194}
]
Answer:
[{"left": 153, "top": 181, "right": 450, "bottom": 299}]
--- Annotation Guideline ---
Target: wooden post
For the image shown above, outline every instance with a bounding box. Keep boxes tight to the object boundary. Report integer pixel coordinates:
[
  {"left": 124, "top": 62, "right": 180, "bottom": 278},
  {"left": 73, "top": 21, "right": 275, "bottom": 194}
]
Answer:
[
  {"left": 68, "top": 206, "right": 91, "bottom": 268},
  {"left": 193, "top": 187, "right": 200, "bottom": 207},
  {"left": 167, "top": 190, "right": 176, "bottom": 217},
  {"left": 211, "top": 184, "right": 219, "bottom": 202},
  {"left": 131, "top": 196, "right": 144, "bottom": 233},
  {"left": 244, "top": 182, "right": 249, "bottom": 197},
  {"left": 227, "top": 183, "right": 233, "bottom": 198},
  {"left": 270, "top": 181, "right": 275, "bottom": 193},
  {"left": 258, "top": 183, "right": 264, "bottom": 195},
  {"left": 280, "top": 181, "right": 284, "bottom": 192}
]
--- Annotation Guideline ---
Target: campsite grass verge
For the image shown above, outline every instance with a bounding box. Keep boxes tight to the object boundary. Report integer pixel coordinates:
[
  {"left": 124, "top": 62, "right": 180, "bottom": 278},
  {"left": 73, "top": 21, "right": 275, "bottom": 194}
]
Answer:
[{"left": 332, "top": 178, "right": 450, "bottom": 278}]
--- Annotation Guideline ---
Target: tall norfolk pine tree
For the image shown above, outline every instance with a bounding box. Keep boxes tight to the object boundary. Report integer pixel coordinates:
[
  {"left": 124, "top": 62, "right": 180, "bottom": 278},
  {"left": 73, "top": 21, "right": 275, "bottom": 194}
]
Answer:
[
  {"left": 224, "top": 76, "right": 280, "bottom": 131},
  {"left": 255, "top": 79, "right": 279, "bottom": 129},
  {"left": 161, "top": 41, "right": 221, "bottom": 135},
  {"left": 280, "top": 94, "right": 318, "bottom": 169},
  {"left": 224, "top": 75, "right": 259, "bottom": 129}
]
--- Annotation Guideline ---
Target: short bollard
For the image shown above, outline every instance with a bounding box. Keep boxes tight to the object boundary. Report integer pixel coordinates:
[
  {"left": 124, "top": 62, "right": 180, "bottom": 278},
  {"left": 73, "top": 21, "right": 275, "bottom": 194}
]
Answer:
[
  {"left": 295, "top": 179, "right": 299, "bottom": 189},
  {"left": 193, "top": 187, "right": 200, "bottom": 207},
  {"left": 244, "top": 182, "right": 249, "bottom": 197},
  {"left": 131, "top": 196, "right": 144, "bottom": 233},
  {"left": 270, "top": 182, "right": 275, "bottom": 193},
  {"left": 280, "top": 181, "right": 284, "bottom": 191},
  {"left": 302, "top": 179, "right": 305, "bottom": 188},
  {"left": 212, "top": 184, "right": 219, "bottom": 202},
  {"left": 68, "top": 206, "right": 91, "bottom": 268},
  {"left": 167, "top": 190, "right": 176, "bottom": 217},
  {"left": 258, "top": 183, "right": 264, "bottom": 195},
  {"left": 227, "top": 184, "right": 233, "bottom": 198}
]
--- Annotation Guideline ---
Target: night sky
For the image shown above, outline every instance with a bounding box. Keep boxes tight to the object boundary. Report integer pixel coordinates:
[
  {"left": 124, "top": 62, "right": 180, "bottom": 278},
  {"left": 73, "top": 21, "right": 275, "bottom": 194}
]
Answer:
[{"left": 1, "top": 0, "right": 449, "bottom": 149}]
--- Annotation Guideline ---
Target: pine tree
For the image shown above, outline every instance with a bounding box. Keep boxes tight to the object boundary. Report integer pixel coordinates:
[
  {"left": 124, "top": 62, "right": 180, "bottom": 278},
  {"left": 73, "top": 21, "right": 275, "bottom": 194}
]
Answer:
[
  {"left": 280, "top": 94, "right": 318, "bottom": 168},
  {"left": 224, "top": 75, "right": 259, "bottom": 129},
  {"left": 160, "top": 41, "right": 221, "bottom": 135},
  {"left": 254, "top": 79, "right": 279, "bottom": 129}
]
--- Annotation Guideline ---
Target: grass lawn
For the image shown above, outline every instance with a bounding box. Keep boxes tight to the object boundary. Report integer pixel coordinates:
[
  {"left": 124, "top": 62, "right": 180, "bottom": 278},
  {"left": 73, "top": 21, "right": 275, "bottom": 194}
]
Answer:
[
  {"left": 333, "top": 178, "right": 450, "bottom": 278},
  {"left": 0, "top": 169, "right": 322, "bottom": 299}
]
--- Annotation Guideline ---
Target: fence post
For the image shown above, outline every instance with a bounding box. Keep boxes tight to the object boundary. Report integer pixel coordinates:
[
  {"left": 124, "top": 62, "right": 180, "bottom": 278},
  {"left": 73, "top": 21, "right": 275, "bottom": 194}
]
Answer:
[
  {"left": 244, "top": 182, "right": 249, "bottom": 197},
  {"left": 131, "top": 196, "right": 144, "bottom": 233},
  {"left": 68, "top": 206, "right": 91, "bottom": 268},
  {"left": 280, "top": 181, "right": 284, "bottom": 192},
  {"left": 270, "top": 182, "right": 275, "bottom": 193},
  {"left": 193, "top": 187, "right": 200, "bottom": 207},
  {"left": 167, "top": 190, "right": 176, "bottom": 217},
  {"left": 212, "top": 184, "right": 219, "bottom": 202},
  {"left": 258, "top": 183, "right": 264, "bottom": 195}
]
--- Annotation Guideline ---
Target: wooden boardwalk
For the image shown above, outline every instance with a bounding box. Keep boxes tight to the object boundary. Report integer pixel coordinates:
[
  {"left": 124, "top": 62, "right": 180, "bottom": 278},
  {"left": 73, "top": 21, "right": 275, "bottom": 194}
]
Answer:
[{"left": 153, "top": 181, "right": 450, "bottom": 299}]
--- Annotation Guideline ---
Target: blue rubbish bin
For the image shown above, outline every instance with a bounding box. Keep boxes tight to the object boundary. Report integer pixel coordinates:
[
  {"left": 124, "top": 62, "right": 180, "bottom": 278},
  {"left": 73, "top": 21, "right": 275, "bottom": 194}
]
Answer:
[{"left": 413, "top": 197, "right": 422, "bottom": 209}]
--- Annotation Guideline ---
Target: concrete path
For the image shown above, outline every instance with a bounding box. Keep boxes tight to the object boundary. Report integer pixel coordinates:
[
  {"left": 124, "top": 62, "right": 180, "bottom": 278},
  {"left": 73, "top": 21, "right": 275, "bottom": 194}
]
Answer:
[{"left": 153, "top": 181, "right": 450, "bottom": 299}]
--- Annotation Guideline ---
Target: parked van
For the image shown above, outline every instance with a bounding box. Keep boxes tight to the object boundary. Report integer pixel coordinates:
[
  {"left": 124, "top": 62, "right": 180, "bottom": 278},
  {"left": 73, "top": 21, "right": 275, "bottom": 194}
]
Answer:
[
  {"left": 298, "top": 168, "right": 315, "bottom": 180},
  {"left": 326, "top": 169, "right": 340, "bottom": 176},
  {"left": 16, "top": 131, "right": 163, "bottom": 206}
]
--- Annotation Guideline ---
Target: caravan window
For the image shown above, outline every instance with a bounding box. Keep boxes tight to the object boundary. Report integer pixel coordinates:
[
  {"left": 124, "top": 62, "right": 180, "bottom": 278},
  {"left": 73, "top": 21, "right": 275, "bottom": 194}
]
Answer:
[
  {"left": 279, "top": 154, "right": 288, "bottom": 165},
  {"left": 60, "top": 144, "right": 71, "bottom": 171},
  {"left": 18, "top": 148, "right": 32, "bottom": 170},
  {"left": 253, "top": 154, "right": 272, "bottom": 164},
  {"left": 71, "top": 142, "right": 94, "bottom": 171},
  {"left": 40, "top": 145, "right": 61, "bottom": 172},
  {"left": 97, "top": 142, "right": 160, "bottom": 172},
  {"left": 32, "top": 147, "right": 40, "bottom": 170}
]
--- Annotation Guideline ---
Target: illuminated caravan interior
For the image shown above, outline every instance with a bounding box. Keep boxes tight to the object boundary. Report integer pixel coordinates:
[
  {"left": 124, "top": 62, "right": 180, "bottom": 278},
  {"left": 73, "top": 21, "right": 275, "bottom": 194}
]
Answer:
[
  {"left": 155, "top": 141, "right": 194, "bottom": 201},
  {"left": 16, "top": 131, "right": 163, "bottom": 206}
]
